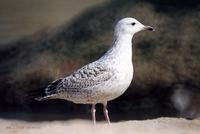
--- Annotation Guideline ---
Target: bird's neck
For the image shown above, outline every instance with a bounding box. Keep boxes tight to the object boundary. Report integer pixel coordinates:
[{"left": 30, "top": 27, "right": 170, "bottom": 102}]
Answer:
[{"left": 101, "top": 33, "right": 133, "bottom": 62}]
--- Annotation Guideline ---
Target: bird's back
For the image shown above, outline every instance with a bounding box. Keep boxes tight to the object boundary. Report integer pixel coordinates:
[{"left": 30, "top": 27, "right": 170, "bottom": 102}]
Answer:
[{"left": 36, "top": 55, "right": 133, "bottom": 104}]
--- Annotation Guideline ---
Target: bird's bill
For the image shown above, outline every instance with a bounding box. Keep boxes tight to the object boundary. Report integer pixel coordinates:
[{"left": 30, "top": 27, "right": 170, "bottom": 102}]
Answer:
[{"left": 143, "top": 25, "right": 154, "bottom": 31}]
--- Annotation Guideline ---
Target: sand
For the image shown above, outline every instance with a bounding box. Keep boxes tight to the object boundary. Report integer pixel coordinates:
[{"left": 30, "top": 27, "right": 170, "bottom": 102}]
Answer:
[{"left": 0, "top": 117, "right": 199, "bottom": 134}]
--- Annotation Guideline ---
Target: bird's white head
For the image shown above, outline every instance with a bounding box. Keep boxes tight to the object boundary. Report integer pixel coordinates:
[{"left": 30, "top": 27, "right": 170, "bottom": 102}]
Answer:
[{"left": 114, "top": 17, "right": 154, "bottom": 37}]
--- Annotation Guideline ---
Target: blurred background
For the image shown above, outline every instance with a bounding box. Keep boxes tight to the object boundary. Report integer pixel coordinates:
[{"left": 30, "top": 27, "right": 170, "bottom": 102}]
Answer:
[{"left": 0, "top": 0, "right": 199, "bottom": 121}]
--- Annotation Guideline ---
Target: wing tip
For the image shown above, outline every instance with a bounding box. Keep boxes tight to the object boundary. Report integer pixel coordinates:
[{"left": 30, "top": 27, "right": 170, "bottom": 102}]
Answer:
[
  {"left": 45, "top": 78, "right": 63, "bottom": 95},
  {"left": 35, "top": 97, "right": 45, "bottom": 101},
  {"left": 35, "top": 94, "right": 57, "bottom": 101},
  {"left": 35, "top": 96, "right": 49, "bottom": 101}
]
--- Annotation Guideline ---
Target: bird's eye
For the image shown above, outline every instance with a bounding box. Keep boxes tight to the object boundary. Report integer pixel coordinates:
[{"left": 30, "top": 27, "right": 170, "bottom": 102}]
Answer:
[{"left": 131, "top": 22, "right": 136, "bottom": 26}]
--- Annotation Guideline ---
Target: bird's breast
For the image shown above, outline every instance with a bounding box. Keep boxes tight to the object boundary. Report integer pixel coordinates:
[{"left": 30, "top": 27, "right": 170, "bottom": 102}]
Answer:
[
  {"left": 116, "top": 61, "right": 133, "bottom": 85},
  {"left": 107, "top": 59, "right": 134, "bottom": 97}
]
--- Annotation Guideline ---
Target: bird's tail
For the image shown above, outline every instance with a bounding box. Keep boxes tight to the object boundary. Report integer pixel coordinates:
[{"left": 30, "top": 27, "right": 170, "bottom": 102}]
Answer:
[
  {"left": 35, "top": 94, "right": 56, "bottom": 101},
  {"left": 35, "top": 78, "right": 63, "bottom": 101},
  {"left": 35, "top": 96, "right": 48, "bottom": 101}
]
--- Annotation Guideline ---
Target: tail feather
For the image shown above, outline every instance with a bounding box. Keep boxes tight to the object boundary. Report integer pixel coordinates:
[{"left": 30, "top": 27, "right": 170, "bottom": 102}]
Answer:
[
  {"left": 35, "top": 94, "right": 56, "bottom": 101},
  {"left": 35, "top": 78, "right": 63, "bottom": 101},
  {"left": 45, "top": 78, "right": 63, "bottom": 95}
]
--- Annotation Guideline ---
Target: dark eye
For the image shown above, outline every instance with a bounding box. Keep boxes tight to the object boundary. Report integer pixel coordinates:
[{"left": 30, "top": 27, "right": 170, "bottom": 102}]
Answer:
[{"left": 131, "top": 22, "right": 136, "bottom": 26}]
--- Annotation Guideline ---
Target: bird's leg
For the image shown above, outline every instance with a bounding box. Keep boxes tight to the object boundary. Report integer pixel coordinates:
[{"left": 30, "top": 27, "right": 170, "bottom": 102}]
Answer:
[
  {"left": 103, "top": 102, "right": 110, "bottom": 125},
  {"left": 91, "top": 104, "right": 96, "bottom": 125}
]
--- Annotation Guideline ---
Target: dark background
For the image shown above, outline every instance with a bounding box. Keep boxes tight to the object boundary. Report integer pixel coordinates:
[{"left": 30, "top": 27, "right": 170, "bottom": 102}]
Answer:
[{"left": 0, "top": 0, "right": 199, "bottom": 121}]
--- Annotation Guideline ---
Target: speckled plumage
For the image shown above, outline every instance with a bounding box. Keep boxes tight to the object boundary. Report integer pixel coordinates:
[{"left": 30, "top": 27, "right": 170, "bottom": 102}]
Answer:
[
  {"left": 37, "top": 53, "right": 133, "bottom": 104},
  {"left": 35, "top": 17, "right": 154, "bottom": 124},
  {"left": 45, "top": 62, "right": 114, "bottom": 103}
]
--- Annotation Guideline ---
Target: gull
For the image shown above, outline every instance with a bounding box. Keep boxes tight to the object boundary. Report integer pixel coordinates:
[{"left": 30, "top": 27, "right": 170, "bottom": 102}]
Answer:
[{"left": 35, "top": 17, "right": 154, "bottom": 125}]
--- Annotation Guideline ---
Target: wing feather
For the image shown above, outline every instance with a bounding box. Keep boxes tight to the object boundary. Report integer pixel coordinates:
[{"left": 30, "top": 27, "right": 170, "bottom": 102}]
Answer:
[{"left": 45, "top": 62, "right": 112, "bottom": 95}]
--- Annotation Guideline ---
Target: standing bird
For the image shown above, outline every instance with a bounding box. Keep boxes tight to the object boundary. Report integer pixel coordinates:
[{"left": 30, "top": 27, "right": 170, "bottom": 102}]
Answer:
[{"left": 35, "top": 17, "right": 154, "bottom": 125}]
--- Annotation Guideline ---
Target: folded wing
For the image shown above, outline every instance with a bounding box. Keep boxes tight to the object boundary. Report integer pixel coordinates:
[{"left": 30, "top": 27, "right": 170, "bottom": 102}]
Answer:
[{"left": 45, "top": 62, "right": 112, "bottom": 96}]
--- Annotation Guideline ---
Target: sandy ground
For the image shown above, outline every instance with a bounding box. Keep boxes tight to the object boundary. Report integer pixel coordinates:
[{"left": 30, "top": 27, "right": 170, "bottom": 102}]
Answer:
[{"left": 0, "top": 118, "right": 199, "bottom": 134}]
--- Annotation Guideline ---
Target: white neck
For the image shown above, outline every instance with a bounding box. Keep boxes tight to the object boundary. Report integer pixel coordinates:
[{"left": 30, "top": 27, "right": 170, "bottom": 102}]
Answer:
[{"left": 100, "top": 32, "right": 133, "bottom": 63}]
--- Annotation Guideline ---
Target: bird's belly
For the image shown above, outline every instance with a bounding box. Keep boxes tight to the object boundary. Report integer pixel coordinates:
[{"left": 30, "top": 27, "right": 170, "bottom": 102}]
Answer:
[
  {"left": 58, "top": 65, "right": 133, "bottom": 104},
  {"left": 102, "top": 64, "right": 133, "bottom": 101},
  {"left": 104, "top": 68, "right": 133, "bottom": 101},
  {"left": 57, "top": 79, "right": 132, "bottom": 104}
]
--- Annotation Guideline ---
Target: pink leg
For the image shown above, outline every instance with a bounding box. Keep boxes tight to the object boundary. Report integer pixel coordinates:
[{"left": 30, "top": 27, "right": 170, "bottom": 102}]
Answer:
[
  {"left": 91, "top": 104, "right": 96, "bottom": 125},
  {"left": 103, "top": 102, "right": 110, "bottom": 125}
]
